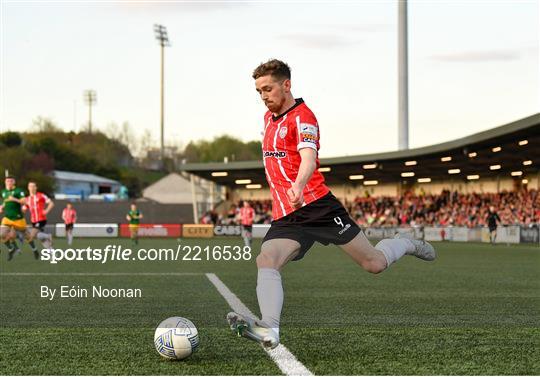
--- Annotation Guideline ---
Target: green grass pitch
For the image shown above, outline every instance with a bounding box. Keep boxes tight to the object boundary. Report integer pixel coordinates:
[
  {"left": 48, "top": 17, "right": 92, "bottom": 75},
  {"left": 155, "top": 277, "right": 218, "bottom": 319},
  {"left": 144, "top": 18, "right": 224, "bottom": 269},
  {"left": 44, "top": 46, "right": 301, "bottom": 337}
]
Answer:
[{"left": 0, "top": 237, "right": 539, "bottom": 375}]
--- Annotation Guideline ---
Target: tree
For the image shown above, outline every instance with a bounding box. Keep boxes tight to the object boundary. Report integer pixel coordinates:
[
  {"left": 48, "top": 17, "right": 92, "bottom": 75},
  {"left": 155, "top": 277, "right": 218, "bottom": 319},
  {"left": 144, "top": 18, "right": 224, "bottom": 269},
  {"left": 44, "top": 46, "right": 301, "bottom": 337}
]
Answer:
[
  {"left": 0, "top": 132, "right": 22, "bottom": 147},
  {"left": 181, "top": 135, "right": 261, "bottom": 163},
  {"left": 138, "top": 129, "right": 154, "bottom": 158},
  {"left": 32, "top": 117, "right": 62, "bottom": 133},
  {"left": 106, "top": 121, "right": 136, "bottom": 154},
  {"left": 0, "top": 147, "right": 32, "bottom": 178}
]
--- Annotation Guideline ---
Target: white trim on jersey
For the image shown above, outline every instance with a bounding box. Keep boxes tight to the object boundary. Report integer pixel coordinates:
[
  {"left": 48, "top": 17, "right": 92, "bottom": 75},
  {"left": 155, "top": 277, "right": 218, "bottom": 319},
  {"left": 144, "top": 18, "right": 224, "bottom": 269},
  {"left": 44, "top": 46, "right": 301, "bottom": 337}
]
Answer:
[
  {"left": 263, "top": 157, "right": 286, "bottom": 218},
  {"left": 274, "top": 116, "right": 294, "bottom": 185},
  {"left": 263, "top": 116, "right": 286, "bottom": 218},
  {"left": 297, "top": 142, "right": 317, "bottom": 151}
]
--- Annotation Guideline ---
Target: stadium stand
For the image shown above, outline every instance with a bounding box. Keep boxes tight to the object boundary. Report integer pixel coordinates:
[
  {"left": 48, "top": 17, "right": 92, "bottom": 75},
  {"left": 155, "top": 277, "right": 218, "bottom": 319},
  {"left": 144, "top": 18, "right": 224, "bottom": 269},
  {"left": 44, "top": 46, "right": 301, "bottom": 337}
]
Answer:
[
  {"left": 179, "top": 114, "right": 539, "bottom": 195},
  {"left": 200, "top": 189, "right": 539, "bottom": 227}
]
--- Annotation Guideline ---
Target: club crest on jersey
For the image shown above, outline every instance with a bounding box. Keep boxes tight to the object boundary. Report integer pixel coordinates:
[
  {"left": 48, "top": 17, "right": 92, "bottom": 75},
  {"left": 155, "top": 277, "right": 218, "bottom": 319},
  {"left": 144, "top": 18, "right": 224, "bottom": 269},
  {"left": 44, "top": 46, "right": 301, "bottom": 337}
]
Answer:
[
  {"left": 279, "top": 126, "right": 288, "bottom": 139},
  {"left": 263, "top": 151, "right": 287, "bottom": 159}
]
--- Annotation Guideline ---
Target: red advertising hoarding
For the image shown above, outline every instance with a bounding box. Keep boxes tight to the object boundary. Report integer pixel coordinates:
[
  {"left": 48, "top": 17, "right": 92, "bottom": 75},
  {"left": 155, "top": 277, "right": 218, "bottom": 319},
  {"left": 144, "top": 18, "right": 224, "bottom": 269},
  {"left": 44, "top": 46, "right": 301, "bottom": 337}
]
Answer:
[{"left": 119, "top": 224, "right": 182, "bottom": 238}]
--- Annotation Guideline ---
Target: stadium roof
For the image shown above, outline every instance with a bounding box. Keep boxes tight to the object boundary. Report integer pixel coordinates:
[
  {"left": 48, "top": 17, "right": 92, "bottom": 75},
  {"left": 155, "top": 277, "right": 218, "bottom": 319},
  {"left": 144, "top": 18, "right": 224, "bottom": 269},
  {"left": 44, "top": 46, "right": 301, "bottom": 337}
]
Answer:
[
  {"left": 179, "top": 113, "right": 540, "bottom": 187},
  {"left": 53, "top": 170, "right": 121, "bottom": 185}
]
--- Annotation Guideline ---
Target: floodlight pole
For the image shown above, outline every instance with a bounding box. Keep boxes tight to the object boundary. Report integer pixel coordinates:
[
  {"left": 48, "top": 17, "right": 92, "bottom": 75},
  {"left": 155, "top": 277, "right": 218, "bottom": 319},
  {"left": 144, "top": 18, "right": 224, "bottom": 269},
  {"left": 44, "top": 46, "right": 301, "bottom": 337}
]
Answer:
[
  {"left": 398, "top": 0, "right": 409, "bottom": 150},
  {"left": 154, "top": 24, "right": 170, "bottom": 169},
  {"left": 160, "top": 44, "right": 165, "bottom": 166},
  {"left": 83, "top": 90, "right": 97, "bottom": 133}
]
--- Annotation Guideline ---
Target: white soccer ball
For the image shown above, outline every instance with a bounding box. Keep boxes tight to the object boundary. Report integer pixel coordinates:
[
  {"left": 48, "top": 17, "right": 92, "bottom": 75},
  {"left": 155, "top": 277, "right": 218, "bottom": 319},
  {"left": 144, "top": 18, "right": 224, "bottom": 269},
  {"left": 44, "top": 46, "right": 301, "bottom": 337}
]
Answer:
[{"left": 154, "top": 316, "right": 199, "bottom": 360}]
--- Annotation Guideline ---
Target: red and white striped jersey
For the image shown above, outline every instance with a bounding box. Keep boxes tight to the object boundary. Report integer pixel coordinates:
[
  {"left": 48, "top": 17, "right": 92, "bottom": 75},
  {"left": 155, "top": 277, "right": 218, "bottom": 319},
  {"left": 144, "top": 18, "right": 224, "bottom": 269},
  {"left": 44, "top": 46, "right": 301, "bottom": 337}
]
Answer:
[
  {"left": 62, "top": 208, "right": 77, "bottom": 224},
  {"left": 262, "top": 98, "right": 329, "bottom": 220},
  {"left": 26, "top": 192, "right": 51, "bottom": 223},
  {"left": 239, "top": 206, "right": 255, "bottom": 226}
]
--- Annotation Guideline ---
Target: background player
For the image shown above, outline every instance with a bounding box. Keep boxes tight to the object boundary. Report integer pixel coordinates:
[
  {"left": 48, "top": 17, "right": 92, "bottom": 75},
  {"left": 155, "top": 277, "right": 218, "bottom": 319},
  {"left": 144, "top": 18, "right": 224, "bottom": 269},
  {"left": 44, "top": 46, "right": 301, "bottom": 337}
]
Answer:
[
  {"left": 126, "top": 203, "right": 143, "bottom": 245},
  {"left": 486, "top": 205, "right": 501, "bottom": 244},
  {"left": 26, "top": 181, "right": 54, "bottom": 249},
  {"left": 227, "top": 59, "right": 437, "bottom": 349},
  {"left": 62, "top": 202, "right": 77, "bottom": 246},
  {"left": 1, "top": 176, "right": 39, "bottom": 260},
  {"left": 238, "top": 201, "right": 255, "bottom": 248}
]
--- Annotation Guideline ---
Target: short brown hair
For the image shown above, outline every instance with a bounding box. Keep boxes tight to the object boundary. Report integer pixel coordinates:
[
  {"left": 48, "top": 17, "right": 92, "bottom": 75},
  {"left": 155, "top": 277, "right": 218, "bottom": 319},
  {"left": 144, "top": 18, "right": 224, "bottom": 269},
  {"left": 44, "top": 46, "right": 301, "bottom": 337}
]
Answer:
[{"left": 252, "top": 59, "right": 291, "bottom": 81}]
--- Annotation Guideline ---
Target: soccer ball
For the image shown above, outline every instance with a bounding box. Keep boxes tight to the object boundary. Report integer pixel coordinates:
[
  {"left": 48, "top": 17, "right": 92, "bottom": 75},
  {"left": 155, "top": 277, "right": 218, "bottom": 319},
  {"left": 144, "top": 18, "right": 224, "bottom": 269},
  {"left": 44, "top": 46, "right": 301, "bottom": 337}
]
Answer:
[{"left": 154, "top": 316, "right": 199, "bottom": 360}]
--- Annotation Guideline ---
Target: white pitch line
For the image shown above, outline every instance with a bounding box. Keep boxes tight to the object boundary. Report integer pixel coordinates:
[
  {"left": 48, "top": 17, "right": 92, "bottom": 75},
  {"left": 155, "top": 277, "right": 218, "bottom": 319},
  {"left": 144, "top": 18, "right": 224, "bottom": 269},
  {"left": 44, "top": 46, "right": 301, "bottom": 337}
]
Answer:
[
  {"left": 206, "top": 272, "right": 313, "bottom": 376},
  {"left": 0, "top": 272, "right": 203, "bottom": 276}
]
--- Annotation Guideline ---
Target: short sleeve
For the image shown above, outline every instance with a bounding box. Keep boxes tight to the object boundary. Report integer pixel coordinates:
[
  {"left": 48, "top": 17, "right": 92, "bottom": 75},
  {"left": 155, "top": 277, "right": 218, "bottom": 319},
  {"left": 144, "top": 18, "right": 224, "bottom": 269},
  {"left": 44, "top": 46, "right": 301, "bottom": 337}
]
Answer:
[{"left": 295, "top": 112, "right": 319, "bottom": 151}]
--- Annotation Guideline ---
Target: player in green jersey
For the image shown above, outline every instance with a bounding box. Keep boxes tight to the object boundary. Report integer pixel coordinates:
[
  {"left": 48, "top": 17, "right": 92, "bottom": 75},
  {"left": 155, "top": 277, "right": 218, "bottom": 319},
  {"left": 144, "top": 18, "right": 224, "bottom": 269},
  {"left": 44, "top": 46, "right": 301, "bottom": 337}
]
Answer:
[
  {"left": 126, "top": 203, "right": 143, "bottom": 245},
  {"left": 0, "top": 176, "right": 40, "bottom": 260}
]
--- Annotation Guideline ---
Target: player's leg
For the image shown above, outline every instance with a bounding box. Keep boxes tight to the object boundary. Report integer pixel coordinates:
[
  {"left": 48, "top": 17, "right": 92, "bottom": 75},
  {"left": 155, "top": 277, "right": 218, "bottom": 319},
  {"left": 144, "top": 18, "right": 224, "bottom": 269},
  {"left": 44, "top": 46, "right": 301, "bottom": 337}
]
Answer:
[
  {"left": 1, "top": 224, "right": 15, "bottom": 251},
  {"left": 256, "top": 238, "right": 300, "bottom": 333},
  {"left": 2, "top": 225, "right": 20, "bottom": 261},
  {"left": 22, "top": 226, "right": 39, "bottom": 259},
  {"left": 339, "top": 230, "right": 388, "bottom": 273},
  {"left": 241, "top": 226, "right": 252, "bottom": 248},
  {"left": 490, "top": 228, "right": 496, "bottom": 244},
  {"left": 340, "top": 228, "right": 436, "bottom": 273},
  {"left": 129, "top": 226, "right": 136, "bottom": 245},
  {"left": 66, "top": 224, "right": 73, "bottom": 245},
  {"left": 228, "top": 237, "right": 300, "bottom": 349},
  {"left": 241, "top": 226, "right": 248, "bottom": 247},
  {"left": 35, "top": 223, "right": 52, "bottom": 248},
  {"left": 133, "top": 226, "right": 139, "bottom": 245},
  {"left": 246, "top": 226, "right": 253, "bottom": 248}
]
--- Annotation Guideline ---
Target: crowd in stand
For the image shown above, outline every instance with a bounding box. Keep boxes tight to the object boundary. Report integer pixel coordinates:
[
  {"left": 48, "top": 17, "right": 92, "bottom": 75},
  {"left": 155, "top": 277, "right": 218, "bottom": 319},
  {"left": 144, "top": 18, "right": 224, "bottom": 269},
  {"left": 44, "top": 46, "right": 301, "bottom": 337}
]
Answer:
[
  {"left": 200, "top": 189, "right": 539, "bottom": 228},
  {"left": 200, "top": 199, "right": 273, "bottom": 226}
]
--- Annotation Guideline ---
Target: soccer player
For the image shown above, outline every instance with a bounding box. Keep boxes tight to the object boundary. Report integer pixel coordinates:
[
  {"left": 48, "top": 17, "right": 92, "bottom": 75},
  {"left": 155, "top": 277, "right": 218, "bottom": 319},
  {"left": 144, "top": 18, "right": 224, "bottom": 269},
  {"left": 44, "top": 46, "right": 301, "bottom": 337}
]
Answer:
[
  {"left": 239, "top": 201, "right": 255, "bottom": 248},
  {"left": 62, "top": 202, "right": 77, "bottom": 246},
  {"left": 486, "top": 205, "right": 501, "bottom": 244},
  {"left": 126, "top": 203, "right": 143, "bottom": 245},
  {"left": 1, "top": 176, "right": 40, "bottom": 260},
  {"left": 226, "top": 59, "right": 437, "bottom": 350},
  {"left": 26, "top": 181, "right": 54, "bottom": 249}
]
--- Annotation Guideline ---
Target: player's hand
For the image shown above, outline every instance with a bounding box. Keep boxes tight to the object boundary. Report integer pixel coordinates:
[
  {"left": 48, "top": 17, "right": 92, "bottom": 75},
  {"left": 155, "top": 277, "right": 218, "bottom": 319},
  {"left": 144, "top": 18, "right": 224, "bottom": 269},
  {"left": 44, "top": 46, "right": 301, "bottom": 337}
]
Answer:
[{"left": 287, "top": 184, "right": 304, "bottom": 209}]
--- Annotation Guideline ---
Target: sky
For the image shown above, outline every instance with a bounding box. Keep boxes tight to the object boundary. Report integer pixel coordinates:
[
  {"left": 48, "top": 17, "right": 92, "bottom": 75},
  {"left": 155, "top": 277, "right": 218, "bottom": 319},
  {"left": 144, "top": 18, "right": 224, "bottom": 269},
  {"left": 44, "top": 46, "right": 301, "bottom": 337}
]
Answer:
[{"left": 1, "top": 0, "right": 538, "bottom": 158}]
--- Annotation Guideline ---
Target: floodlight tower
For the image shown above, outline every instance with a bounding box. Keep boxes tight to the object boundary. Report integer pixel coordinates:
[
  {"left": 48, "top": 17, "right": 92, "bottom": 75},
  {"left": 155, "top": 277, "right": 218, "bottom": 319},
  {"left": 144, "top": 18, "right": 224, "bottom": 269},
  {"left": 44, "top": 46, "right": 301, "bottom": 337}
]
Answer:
[
  {"left": 398, "top": 0, "right": 409, "bottom": 150},
  {"left": 154, "top": 24, "right": 170, "bottom": 167},
  {"left": 83, "top": 90, "right": 97, "bottom": 133}
]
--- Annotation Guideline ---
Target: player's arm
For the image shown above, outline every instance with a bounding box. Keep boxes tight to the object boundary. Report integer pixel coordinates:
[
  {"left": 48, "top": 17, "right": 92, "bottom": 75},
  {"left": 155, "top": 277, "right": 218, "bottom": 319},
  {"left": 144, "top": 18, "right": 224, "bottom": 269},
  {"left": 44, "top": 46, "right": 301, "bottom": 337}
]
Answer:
[
  {"left": 288, "top": 117, "right": 320, "bottom": 207},
  {"left": 44, "top": 198, "right": 54, "bottom": 215},
  {"left": 288, "top": 148, "right": 317, "bottom": 208},
  {"left": 138, "top": 212, "right": 143, "bottom": 219},
  {"left": 6, "top": 195, "right": 24, "bottom": 204}
]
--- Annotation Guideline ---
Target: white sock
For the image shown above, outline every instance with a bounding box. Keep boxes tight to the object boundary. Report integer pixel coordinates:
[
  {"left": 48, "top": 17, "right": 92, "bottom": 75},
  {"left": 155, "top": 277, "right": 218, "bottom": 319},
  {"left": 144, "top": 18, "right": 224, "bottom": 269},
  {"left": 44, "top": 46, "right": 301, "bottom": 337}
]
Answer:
[
  {"left": 375, "top": 238, "right": 415, "bottom": 267},
  {"left": 68, "top": 233, "right": 73, "bottom": 245},
  {"left": 256, "top": 268, "right": 283, "bottom": 336}
]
